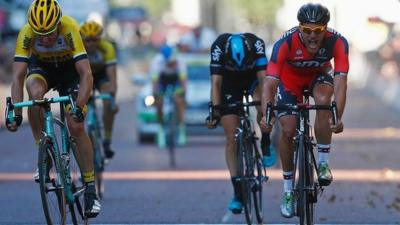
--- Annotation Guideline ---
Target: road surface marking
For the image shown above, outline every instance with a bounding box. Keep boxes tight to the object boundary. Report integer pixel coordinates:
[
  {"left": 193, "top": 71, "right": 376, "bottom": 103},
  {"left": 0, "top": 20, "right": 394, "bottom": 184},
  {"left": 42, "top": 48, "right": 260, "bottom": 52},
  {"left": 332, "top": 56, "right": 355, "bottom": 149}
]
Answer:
[{"left": 1, "top": 168, "right": 399, "bottom": 182}]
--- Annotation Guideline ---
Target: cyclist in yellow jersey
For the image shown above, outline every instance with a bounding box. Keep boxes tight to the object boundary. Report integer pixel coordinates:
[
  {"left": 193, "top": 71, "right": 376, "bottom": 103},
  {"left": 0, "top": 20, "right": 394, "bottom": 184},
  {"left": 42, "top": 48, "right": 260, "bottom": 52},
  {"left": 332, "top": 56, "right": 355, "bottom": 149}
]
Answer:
[
  {"left": 5, "top": 0, "right": 101, "bottom": 218},
  {"left": 79, "top": 21, "right": 119, "bottom": 159}
]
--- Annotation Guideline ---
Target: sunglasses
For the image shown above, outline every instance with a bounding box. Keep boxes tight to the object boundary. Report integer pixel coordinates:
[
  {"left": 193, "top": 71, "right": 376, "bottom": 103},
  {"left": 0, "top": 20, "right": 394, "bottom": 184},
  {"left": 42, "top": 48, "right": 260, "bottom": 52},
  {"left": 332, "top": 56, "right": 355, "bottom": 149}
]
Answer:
[{"left": 299, "top": 24, "right": 326, "bottom": 34}]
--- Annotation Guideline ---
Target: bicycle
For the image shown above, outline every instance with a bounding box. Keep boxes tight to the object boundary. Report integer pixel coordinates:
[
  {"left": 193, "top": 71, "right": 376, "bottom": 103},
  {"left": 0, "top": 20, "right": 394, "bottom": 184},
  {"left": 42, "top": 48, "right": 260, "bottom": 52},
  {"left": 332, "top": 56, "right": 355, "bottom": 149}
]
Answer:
[
  {"left": 162, "top": 84, "right": 178, "bottom": 168},
  {"left": 86, "top": 92, "right": 115, "bottom": 199},
  {"left": 5, "top": 95, "right": 89, "bottom": 225},
  {"left": 209, "top": 94, "right": 268, "bottom": 225},
  {"left": 265, "top": 90, "right": 338, "bottom": 225}
]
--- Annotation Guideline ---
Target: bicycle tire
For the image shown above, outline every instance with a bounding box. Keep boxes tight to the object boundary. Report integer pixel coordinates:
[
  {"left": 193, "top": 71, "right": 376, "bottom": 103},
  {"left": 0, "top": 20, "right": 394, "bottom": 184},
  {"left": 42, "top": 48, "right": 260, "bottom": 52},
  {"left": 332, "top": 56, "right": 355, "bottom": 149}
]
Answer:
[
  {"left": 253, "top": 153, "right": 264, "bottom": 223},
  {"left": 166, "top": 112, "right": 176, "bottom": 168},
  {"left": 89, "top": 127, "right": 105, "bottom": 199},
  {"left": 67, "top": 140, "right": 86, "bottom": 225},
  {"left": 236, "top": 133, "right": 253, "bottom": 225},
  {"left": 297, "top": 135, "right": 307, "bottom": 225},
  {"left": 38, "top": 136, "right": 66, "bottom": 225},
  {"left": 305, "top": 143, "right": 315, "bottom": 225}
]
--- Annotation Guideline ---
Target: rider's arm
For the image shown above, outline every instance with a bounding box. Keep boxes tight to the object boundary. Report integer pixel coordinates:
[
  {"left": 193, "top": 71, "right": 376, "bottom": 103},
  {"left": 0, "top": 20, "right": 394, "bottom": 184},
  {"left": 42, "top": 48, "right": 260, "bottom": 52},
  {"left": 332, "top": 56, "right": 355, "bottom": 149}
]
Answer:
[
  {"left": 177, "top": 56, "right": 187, "bottom": 93},
  {"left": 75, "top": 59, "right": 93, "bottom": 108},
  {"left": 261, "top": 39, "right": 288, "bottom": 116},
  {"left": 333, "top": 35, "right": 350, "bottom": 119},
  {"left": 11, "top": 62, "right": 28, "bottom": 116},
  {"left": 104, "top": 40, "right": 118, "bottom": 96},
  {"left": 12, "top": 25, "right": 33, "bottom": 115},
  {"left": 210, "top": 74, "right": 222, "bottom": 106},
  {"left": 106, "top": 64, "right": 117, "bottom": 96}
]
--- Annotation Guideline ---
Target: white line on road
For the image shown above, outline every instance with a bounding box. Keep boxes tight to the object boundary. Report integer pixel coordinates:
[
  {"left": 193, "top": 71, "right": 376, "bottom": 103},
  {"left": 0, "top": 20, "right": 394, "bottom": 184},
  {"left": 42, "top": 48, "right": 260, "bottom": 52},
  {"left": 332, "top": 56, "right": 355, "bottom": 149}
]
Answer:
[{"left": 1, "top": 168, "right": 400, "bottom": 182}]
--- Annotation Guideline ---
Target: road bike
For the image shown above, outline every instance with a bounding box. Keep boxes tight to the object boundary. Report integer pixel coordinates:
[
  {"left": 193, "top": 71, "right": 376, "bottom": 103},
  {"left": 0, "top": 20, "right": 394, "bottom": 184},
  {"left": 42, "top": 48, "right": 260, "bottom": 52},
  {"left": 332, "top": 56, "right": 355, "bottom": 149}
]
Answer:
[
  {"left": 265, "top": 90, "right": 338, "bottom": 225},
  {"left": 6, "top": 95, "right": 89, "bottom": 225},
  {"left": 210, "top": 93, "right": 267, "bottom": 225},
  {"left": 162, "top": 84, "right": 178, "bottom": 168},
  {"left": 86, "top": 92, "right": 115, "bottom": 199}
]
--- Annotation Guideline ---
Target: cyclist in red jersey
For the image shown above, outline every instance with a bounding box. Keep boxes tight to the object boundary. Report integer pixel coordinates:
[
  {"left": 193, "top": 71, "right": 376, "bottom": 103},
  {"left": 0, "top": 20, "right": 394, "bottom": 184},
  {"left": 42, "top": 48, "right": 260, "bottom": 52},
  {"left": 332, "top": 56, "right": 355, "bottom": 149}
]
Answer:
[{"left": 260, "top": 3, "right": 349, "bottom": 218}]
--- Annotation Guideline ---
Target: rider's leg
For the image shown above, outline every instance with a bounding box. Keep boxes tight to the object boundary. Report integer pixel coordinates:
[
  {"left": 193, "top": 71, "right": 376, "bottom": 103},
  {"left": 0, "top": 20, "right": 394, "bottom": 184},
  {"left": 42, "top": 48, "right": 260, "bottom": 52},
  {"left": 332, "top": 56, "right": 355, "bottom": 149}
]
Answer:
[
  {"left": 100, "top": 83, "right": 116, "bottom": 157},
  {"left": 313, "top": 83, "right": 334, "bottom": 185},
  {"left": 221, "top": 114, "right": 242, "bottom": 212},
  {"left": 253, "top": 85, "right": 276, "bottom": 167},
  {"left": 155, "top": 95, "right": 166, "bottom": 148},
  {"left": 278, "top": 114, "right": 297, "bottom": 218},
  {"left": 25, "top": 75, "right": 48, "bottom": 144},
  {"left": 174, "top": 94, "right": 186, "bottom": 145},
  {"left": 67, "top": 115, "right": 95, "bottom": 182}
]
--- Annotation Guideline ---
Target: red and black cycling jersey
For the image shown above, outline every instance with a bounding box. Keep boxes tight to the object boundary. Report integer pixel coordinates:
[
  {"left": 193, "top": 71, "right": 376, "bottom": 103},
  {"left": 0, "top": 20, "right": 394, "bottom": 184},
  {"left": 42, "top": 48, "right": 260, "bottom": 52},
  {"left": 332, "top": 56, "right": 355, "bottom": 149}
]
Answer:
[
  {"left": 210, "top": 33, "right": 268, "bottom": 88},
  {"left": 266, "top": 26, "right": 349, "bottom": 97}
]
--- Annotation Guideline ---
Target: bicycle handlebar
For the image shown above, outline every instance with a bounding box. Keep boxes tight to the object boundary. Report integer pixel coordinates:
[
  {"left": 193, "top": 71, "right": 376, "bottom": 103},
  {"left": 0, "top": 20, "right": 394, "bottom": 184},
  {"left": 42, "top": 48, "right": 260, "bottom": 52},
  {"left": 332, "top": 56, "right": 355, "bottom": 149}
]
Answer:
[
  {"left": 208, "top": 101, "right": 260, "bottom": 121},
  {"left": 5, "top": 96, "right": 74, "bottom": 122},
  {"left": 265, "top": 101, "right": 338, "bottom": 125}
]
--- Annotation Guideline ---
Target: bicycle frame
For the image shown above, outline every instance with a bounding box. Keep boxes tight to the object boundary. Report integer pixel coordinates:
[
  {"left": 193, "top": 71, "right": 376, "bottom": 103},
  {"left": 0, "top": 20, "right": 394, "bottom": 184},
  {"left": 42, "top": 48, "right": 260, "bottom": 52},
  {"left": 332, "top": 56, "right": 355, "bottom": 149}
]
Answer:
[
  {"left": 6, "top": 96, "right": 87, "bottom": 224},
  {"left": 163, "top": 84, "right": 177, "bottom": 167},
  {"left": 266, "top": 95, "right": 338, "bottom": 225}
]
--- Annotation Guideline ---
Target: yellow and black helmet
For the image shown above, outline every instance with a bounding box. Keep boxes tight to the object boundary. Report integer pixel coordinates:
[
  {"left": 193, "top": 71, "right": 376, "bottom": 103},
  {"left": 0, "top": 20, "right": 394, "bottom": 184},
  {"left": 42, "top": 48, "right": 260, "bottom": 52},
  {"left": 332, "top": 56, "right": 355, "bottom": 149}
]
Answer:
[
  {"left": 79, "top": 21, "right": 103, "bottom": 39},
  {"left": 28, "top": 0, "right": 62, "bottom": 35}
]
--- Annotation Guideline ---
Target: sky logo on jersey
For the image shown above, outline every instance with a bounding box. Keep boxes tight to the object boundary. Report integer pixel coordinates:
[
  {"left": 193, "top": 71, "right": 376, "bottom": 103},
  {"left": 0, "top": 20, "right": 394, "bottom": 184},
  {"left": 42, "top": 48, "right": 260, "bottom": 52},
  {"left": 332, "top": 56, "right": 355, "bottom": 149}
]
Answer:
[
  {"left": 254, "top": 40, "right": 264, "bottom": 54},
  {"left": 212, "top": 45, "right": 222, "bottom": 62},
  {"left": 289, "top": 60, "right": 329, "bottom": 68}
]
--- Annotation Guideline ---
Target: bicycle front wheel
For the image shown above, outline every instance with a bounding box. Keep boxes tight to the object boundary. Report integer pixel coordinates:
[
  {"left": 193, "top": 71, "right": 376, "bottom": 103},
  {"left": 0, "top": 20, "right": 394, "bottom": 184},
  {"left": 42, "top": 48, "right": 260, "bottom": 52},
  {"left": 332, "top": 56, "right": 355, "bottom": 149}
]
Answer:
[
  {"left": 236, "top": 134, "right": 252, "bottom": 225},
  {"left": 305, "top": 143, "right": 316, "bottom": 225},
  {"left": 297, "top": 135, "right": 315, "bottom": 225},
  {"left": 253, "top": 154, "right": 265, "bottom": 224},
  {"left": 38, "top": 137, "right": 66, "bottom": 225}
]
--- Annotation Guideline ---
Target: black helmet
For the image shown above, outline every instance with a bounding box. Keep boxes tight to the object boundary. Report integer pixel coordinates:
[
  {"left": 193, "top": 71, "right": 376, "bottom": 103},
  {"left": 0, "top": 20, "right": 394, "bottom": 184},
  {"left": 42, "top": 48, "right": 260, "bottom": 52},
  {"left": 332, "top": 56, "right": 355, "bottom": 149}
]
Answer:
[
  {"left": 225, "top": 34, "right": 254, "bottom": 70},
  {"left": 297, "top": 3, "right": 330, "bottom": 24}
]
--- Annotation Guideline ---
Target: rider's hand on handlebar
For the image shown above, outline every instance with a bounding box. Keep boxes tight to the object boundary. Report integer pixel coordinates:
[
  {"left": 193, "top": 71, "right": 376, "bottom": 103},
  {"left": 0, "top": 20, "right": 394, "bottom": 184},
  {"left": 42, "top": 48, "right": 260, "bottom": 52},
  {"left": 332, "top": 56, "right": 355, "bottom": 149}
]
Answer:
[
  {"left": 70, "top": 106, "right": 85, "bottom": 123},
  {"left": 6, "top": 115, "right": 22, "bottom": 132},
  {"left": 330, "top": 118, "right": 343, "bottom": 133},
  {"left": 260, "top": 116, "right": 276, "bottom": 133},
  {"left": 205, "top": 109, "right": 220, "bottom": 129}
]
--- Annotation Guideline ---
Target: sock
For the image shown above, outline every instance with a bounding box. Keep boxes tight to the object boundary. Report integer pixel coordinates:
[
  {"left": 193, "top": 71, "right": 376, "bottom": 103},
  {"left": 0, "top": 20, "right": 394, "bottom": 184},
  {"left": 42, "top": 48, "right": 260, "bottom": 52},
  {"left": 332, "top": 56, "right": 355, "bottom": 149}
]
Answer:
[
  {"left": 231, "top": 176, "right": 242, "bottom": 201},
  {"left": 83, "top": 171, "right": 95, "bottom": 183},
  {"left": 104, "top": 131, "right": 112, "bottom": 143},
  {"left": 317, "top": 144, "right": 331, "bottom": 164},
  {"left": 283, "top": 171, "right": 294, "bottom": 193}
]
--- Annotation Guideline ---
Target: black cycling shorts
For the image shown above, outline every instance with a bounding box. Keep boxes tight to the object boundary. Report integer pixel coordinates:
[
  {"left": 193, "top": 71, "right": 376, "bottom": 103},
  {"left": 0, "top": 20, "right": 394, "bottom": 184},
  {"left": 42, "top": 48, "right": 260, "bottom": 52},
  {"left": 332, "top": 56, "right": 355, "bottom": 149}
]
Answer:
[
  {"left": 220, "top": 79, "right": 259, "bottom": 116},
  {"left": 276, "top": 73, "right": 333, "bottom": 118}
]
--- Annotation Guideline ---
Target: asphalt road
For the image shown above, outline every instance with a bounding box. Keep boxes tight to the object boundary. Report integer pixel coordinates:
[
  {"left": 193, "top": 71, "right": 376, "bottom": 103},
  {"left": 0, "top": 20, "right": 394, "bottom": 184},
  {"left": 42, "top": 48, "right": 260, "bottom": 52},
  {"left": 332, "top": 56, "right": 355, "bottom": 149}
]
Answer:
[{"left": 0, "top": 82, "right": 400, "bottom": 225}]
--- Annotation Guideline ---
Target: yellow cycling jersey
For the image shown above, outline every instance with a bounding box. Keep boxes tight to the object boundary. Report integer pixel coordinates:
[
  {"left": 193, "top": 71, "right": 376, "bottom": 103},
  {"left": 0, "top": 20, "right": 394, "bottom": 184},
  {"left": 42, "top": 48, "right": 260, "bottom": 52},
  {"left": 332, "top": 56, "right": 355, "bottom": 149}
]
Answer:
[
  {"left": 87, "top": 39, "right": 117, "bottom": 74},
  {"left": 14, "top": 15, "right": 87, "bottom": 65}
]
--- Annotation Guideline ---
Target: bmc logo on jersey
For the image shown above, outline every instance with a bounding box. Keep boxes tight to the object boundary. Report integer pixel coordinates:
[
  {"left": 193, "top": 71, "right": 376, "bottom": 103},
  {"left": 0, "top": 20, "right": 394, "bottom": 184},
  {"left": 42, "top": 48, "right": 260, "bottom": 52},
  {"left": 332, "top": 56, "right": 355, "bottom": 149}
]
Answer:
[{"left": 290, "top": 60, "right": 329, "bottom": 68}]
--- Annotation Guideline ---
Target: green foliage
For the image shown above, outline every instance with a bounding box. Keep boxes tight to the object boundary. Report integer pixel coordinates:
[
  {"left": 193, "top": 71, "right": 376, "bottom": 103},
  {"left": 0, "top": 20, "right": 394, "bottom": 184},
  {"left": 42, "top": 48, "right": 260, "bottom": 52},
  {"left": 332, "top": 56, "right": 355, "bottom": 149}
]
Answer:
[{"left": 232, "top": 0, "right": 283, "bottom": 25}]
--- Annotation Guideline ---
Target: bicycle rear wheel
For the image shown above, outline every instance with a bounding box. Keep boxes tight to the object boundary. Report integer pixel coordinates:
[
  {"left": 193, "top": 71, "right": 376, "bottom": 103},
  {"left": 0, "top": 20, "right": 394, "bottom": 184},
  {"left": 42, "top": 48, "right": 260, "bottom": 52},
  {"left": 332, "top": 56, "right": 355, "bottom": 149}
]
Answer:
[
  {"left": 236, "top": 134, "right": 253, "bottom": 225},
  {"left": 38, "top": 136, "right": 66, "bottom": 225}
]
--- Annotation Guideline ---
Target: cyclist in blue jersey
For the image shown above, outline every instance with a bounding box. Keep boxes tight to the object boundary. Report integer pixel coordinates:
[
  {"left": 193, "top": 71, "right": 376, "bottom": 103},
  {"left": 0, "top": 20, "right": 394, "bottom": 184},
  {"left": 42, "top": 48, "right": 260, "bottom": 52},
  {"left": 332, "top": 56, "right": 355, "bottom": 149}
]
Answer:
[
  {"left": 205, "top": 33, "right": 276, "bottom": 214},
  {"left": 150, "top": 45, "right": 187, "bottom": 148}
]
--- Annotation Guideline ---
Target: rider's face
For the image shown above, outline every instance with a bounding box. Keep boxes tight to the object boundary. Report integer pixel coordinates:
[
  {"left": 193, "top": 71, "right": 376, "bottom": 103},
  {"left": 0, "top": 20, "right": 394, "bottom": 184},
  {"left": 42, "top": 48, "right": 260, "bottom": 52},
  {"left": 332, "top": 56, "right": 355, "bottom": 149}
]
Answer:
[
  {"left": 83, "top": 37, "right": 100, "bottom": 54},
  {"left": 299, "top": 23, "right": 327, "bottom": 54},
  {"left": 37, "top": 30, "right": 58, "bottom": 48}
]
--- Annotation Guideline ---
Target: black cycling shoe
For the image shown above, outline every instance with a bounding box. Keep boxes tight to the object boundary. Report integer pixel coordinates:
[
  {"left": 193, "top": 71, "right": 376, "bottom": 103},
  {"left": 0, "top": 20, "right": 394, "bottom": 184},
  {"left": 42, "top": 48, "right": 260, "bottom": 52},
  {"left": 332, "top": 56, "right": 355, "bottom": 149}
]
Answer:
[
  {"left": 104, "top": 148, "right": 115, "bottom": 159},
  {"left": 103, "top": 141, "right": 115, "bottom": 159},
  {"left": 84, "top": 185, "right": 101, "bottom": 218}
]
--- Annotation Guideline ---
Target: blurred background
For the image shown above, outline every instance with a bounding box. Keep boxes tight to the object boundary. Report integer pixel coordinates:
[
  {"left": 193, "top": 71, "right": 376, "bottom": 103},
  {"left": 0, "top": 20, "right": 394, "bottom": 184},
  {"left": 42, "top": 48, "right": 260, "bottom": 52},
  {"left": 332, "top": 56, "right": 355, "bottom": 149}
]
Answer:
[
  {"left": 0, "top": 0, "right": 399, "bottom": 116},
  {"left": 1, "top": 0, "right": 400, "bottom": 224}
]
